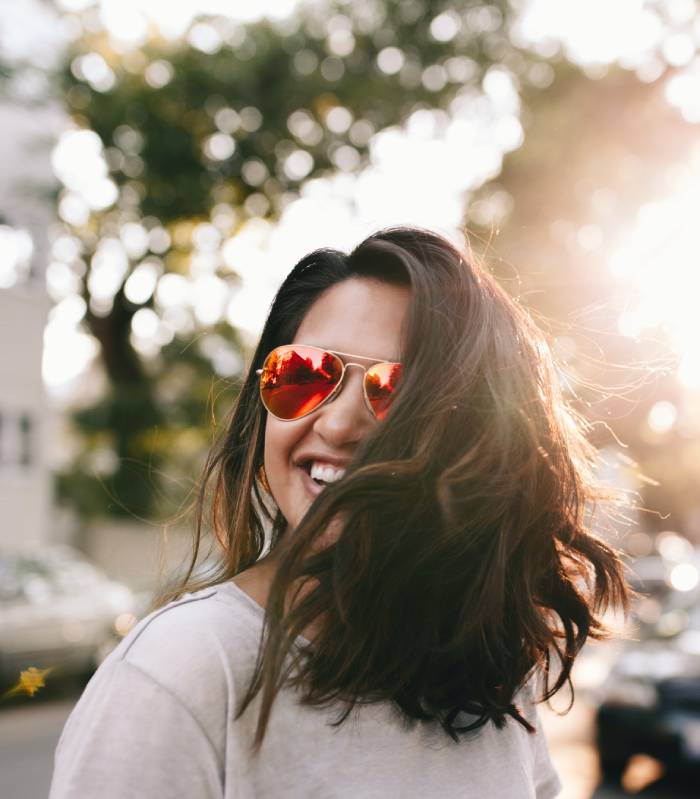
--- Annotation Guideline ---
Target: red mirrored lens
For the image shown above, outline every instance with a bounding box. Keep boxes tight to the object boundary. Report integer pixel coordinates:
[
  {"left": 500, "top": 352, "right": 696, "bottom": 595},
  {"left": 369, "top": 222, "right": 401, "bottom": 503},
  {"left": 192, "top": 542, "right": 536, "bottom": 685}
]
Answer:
[
  {"left": 260, "top": 346, "right": 343, "bottom": 420},
  {"left": 365, "top": 362, "right": 402, "bottom": 420}
]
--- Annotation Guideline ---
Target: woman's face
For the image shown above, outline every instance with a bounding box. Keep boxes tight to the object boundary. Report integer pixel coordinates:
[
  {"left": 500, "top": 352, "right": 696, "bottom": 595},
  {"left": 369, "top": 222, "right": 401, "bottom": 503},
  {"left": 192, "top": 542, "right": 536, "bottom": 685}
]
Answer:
[{"left": 263, "top": 276, "right": 411, "bottom": 531}]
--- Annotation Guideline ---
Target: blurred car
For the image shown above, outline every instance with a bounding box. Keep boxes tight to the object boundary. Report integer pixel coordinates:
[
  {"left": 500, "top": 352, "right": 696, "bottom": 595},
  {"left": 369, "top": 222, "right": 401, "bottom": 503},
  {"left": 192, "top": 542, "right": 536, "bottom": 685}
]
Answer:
[
  {"left": 594, "top": 558, "right": 700, "bottom": 783},
  {"left": 0, "top": 545, "right": 139, "bottom": 688}
]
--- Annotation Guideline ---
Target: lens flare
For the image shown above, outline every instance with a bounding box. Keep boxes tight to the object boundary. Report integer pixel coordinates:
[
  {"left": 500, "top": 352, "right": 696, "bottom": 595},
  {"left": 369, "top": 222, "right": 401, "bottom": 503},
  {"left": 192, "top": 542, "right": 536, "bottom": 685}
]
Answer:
[{"left": 608, "top": 170, "right": 700, "bottom": 389}]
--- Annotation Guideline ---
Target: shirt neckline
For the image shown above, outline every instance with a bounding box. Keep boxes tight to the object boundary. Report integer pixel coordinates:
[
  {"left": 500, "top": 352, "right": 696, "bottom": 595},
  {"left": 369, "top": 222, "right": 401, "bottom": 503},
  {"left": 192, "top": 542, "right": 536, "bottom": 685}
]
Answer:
[
  {"left": 216, "top": 580, "right": 312, "bottom": 646},
  {"left": 221, "top": 578, "right": 266, "bottom": 616}
]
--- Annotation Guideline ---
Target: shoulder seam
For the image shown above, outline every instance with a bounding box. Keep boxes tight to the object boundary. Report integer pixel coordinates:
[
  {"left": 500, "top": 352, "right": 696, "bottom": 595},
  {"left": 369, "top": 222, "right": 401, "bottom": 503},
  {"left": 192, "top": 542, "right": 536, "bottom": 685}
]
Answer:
[
  {"left": 120, "top": 590, "right": 219, "bottom": 658},
  {"left": 115, "top": 657, "right": 223, "bottom": 767}
]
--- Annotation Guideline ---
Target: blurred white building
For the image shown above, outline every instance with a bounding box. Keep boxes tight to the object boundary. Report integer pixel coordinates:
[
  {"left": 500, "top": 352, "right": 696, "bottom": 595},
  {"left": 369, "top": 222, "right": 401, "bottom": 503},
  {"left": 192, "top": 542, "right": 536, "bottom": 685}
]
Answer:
[
  {"left": 0, "top": 0, "right": 65, "bottom": 549},
  {"left": 0, "top": 97, "right": 62, "bottom": 551},
  {"left": 0, "top": 0, "right": 68, "bottom": 551}
]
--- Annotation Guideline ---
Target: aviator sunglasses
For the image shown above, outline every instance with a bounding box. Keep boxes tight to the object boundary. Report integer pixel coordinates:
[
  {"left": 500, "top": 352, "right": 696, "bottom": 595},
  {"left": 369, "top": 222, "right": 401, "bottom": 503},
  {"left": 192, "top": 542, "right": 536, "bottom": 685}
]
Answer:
[{"left": 256, "top": 344, "right": 403, "bottom": 421}]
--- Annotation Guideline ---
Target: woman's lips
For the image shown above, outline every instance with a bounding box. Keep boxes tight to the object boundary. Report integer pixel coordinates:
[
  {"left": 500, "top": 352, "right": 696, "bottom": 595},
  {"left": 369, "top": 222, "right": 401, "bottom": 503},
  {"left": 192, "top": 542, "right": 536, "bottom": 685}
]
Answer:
[{"left": 298, "top": 465, "right": 325, "bottom": 497}]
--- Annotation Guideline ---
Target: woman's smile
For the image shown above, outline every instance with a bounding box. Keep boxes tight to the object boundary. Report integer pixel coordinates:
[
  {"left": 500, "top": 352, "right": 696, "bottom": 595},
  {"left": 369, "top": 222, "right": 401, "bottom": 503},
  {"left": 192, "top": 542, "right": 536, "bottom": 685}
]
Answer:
[{"left": 298, "top": 463, "right": 332, "bottom": 497}]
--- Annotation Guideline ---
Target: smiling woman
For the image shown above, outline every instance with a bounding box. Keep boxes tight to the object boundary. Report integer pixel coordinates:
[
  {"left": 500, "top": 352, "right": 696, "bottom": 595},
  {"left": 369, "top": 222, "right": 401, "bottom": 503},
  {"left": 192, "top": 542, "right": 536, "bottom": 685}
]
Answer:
[{"left": 50, "top": 225, "right": 634, "bottom": 799}]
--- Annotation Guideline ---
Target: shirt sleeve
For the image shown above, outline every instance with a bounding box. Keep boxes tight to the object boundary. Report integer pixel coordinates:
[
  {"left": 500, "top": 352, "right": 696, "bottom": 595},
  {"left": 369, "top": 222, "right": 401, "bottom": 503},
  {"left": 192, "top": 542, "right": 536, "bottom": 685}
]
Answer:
[
  {"left": 531, "top": 702, "right": 562, "bottom": 799},
  {"left": 49, "top": 657, "right": 224, "bottom": 799},
  {"left": 521, "top": 672, "right": 563, "bottom": 799}
]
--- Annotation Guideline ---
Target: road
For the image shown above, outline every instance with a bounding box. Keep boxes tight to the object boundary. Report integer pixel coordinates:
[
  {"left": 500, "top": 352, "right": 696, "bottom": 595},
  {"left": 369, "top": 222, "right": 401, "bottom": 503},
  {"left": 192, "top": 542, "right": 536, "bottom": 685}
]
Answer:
[
  {"left": 0, "top": 696, "right": 73, "bottom": 799},
  {"left": 0, "top": 688, "right": 697, "bottom": 798}
]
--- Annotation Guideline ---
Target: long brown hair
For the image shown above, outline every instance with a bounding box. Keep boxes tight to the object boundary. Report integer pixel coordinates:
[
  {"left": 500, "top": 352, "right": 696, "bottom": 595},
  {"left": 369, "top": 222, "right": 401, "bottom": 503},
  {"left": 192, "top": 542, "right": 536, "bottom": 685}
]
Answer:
[{"left": 153, "top": 225, "right": 633, "bottom": 754}]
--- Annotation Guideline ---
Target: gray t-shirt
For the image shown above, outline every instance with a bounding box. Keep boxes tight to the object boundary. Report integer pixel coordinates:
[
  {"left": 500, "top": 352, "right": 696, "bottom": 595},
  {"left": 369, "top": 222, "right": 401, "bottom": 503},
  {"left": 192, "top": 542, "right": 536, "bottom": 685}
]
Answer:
[{"left": 49, "top": 581, "right": 562, "bottom": 798}]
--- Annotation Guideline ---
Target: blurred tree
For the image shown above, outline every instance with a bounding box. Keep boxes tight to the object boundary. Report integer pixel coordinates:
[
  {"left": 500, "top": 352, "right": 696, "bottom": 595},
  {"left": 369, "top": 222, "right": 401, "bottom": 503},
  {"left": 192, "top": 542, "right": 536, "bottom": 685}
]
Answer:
[
  {"left": 53, "top": 0, "right": 700, "bottom": 543},
  {"left": 55, "top": 0, "right": 544, "bottom": 521}
]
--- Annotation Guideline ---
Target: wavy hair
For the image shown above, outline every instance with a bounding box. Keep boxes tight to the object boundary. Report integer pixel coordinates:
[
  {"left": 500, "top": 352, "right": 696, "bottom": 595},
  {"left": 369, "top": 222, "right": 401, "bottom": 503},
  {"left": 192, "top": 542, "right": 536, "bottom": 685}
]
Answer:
[{"left": 153, "top": 225, "right": 633, "bottom": 754}]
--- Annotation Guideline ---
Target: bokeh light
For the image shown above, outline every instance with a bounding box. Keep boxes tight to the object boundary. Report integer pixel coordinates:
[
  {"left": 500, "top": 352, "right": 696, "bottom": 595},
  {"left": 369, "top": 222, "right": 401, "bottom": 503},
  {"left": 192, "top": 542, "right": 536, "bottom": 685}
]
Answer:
[
  {"left": 0, "top": 225, "right": 34, "bottom": 288},
  {"left": 669, "top": 562, "right": 699, "bottom": 592}
]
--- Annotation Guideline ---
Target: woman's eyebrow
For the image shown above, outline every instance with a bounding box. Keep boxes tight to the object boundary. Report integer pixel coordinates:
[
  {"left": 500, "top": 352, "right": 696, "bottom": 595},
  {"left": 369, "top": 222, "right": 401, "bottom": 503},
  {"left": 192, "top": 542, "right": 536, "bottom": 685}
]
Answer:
[
  {"left": 301, "top": 344, "right": 400, "bottom": 363},
  {"left": 339, "top": 350, "right": 398, "bottom": 362}
]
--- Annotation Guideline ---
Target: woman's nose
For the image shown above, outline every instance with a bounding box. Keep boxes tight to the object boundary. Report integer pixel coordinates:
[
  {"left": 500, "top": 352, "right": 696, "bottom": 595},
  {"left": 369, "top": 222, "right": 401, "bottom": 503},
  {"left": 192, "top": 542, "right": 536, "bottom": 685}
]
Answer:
[{"left": 312, "top": 365, "right": 373, "bottom": 446}]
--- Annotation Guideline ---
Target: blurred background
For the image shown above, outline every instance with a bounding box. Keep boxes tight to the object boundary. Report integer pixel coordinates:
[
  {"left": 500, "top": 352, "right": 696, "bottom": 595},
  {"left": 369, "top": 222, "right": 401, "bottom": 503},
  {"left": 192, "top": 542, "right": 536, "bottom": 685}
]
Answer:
[{"left": 2, "top": 0, "right": 700, "bottom": 796}]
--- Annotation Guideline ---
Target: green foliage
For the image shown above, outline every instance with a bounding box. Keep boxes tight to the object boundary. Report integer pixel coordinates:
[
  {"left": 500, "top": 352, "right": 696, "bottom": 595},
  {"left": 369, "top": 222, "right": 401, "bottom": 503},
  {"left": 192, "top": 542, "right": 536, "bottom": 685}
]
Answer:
[
  {"left": 57, "top": 322, "right": 242, "bottom": 520},
  {"left": 62, "top": 2, "right": 517, "bottom": 223}
]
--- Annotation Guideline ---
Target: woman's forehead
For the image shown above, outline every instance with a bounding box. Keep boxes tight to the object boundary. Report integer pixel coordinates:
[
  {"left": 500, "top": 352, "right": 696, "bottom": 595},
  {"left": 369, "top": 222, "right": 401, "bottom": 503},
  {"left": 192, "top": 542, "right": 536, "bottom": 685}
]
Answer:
[
  {"left": 292, "top": 278, "right": 410, "bottom": 363},
  {"left": 291, "top": 345, "right": 400, "bottom": 365}
]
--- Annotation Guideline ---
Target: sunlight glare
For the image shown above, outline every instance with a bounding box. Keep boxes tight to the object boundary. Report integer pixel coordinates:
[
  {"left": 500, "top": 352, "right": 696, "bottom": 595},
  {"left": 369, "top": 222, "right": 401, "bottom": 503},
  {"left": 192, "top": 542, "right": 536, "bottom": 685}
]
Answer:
[
  {"left": 192, "top": 274, "right": 228, "bottom": 326},
  {"left": 99, "top": 0, "right": 149, "bottom": 46},
  {"left": 665, "top": 56, "right": 700, "bottom": 123},
  {"left": 0, "top": 226, "right": 34, "bottom": 288},
  {"left": 43, "top": 300, "right": 99, "bottom": 389},
  {"left": 52, "top": 129, "right": 117, "bottom": 212},
  {"left": 609, "top": 175, "right": 700, "bottom": 389},
  {"left": 92, "top": 0, "right": 306, "bottom": 44},
  {"left": 87, "top": 238, "right": 129, "bottom": 303},
  {"left": 513, "top": 0, "right": 664, "bottom": 66}
]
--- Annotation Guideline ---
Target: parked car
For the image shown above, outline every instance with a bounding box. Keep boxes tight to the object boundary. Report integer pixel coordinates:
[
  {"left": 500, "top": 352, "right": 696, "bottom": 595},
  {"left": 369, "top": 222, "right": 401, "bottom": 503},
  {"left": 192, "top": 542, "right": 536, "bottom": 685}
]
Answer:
[
  {"left": 594, "top": 565, "right": 700, "bottom": 784},
  {"left": 0, "top": 545, "right": 139, "bottom": 689}
]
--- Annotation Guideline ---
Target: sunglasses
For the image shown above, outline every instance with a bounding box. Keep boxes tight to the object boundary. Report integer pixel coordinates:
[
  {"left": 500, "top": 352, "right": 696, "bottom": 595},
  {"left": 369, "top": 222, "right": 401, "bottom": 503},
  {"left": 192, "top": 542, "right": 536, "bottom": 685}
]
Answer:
[{"left": 256, "top": 344, "right": 402, "bottom": 421}]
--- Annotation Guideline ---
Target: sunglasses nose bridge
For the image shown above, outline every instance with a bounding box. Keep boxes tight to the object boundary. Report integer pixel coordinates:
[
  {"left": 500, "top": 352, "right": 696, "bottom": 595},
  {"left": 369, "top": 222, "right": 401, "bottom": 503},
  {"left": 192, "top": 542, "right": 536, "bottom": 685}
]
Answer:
[
  {"left": 343, "top": 362, "right": 368, "bottom": 373},
  {"left": 336, "top": 362, "right": 367, "bottom": 395},
  {"left": 342, "top": 362, "right": 370, "bottom": 391},
  {"left": 329, "top": 362, "right": 370, "bottom": 409},
  {"left": 336, "top": 362, "right": 379, "bottom": 419}
]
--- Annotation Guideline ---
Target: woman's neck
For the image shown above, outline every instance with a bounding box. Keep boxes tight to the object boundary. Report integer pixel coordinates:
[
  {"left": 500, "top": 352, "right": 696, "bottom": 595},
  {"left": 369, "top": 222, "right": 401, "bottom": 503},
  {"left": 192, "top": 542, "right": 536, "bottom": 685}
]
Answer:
[
  {"left": 231, "top": 552, "right": 278, "bottom": 609},
  {"left": 232, "top": 551, "right": 323, "bottom": 643}
]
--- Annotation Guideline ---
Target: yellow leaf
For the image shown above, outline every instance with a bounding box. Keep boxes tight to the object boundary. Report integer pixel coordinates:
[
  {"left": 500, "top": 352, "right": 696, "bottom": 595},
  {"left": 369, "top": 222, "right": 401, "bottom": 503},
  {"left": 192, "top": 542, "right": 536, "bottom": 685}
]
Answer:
[{"left": 1, "top": 666, "right": 54, "bottom": 700}]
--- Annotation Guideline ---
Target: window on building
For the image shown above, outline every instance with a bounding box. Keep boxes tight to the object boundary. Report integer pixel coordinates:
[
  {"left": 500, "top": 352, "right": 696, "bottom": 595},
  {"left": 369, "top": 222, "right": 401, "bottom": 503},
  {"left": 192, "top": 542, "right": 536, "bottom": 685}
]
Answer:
[{"left": 19, "top": 413, "right": 33, "bottom": 467}]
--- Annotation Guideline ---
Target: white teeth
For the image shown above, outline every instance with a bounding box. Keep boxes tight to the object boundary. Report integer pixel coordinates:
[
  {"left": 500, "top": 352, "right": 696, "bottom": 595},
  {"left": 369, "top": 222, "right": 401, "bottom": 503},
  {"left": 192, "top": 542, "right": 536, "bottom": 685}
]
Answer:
[{"left": 309, "top": 462, "right": 346, "bottom": 484}]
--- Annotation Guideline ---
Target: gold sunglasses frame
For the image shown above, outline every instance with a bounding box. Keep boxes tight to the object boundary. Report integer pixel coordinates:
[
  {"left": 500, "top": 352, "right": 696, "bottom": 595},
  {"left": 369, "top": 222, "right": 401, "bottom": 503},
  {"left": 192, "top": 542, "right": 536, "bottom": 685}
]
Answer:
[{"left": 256, "top": 344, "right": 401, "bottom": 421}]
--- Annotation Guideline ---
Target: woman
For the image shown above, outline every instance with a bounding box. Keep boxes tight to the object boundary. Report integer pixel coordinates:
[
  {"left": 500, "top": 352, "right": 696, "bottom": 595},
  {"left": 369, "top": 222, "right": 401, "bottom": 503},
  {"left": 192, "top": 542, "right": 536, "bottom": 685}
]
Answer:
[{"left": 50, "top": 225, "right": 631, "bottom": 798}]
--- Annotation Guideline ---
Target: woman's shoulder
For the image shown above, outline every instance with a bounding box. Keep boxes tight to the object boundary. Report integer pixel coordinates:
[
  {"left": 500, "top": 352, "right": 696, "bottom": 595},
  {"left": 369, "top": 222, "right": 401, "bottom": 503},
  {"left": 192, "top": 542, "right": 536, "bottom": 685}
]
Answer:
[
  {"left": 50, "top": 584, "right": 257, "bottom": 797},
  {"left": 101, "top": 581, "right": 265, "bottom": 702},
  {"left": 123, "top": 580, "right": 263, "bottom": 645}
]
